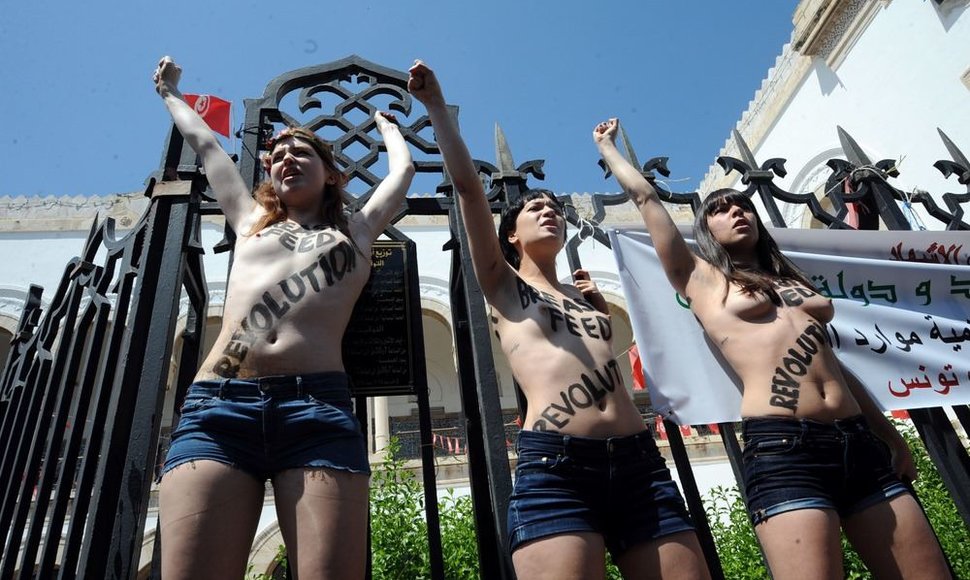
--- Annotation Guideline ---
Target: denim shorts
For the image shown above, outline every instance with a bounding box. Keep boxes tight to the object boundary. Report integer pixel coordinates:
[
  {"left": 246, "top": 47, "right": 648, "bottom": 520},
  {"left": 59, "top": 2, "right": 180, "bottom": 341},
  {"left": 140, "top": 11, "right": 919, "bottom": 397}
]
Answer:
[
  {"left": 741, "top": 415, "right": 908, "bottom": 525},
  {"left": 507, "top": 429, "right": 695, "bottom": 558},
  {"left": 161, "top": 372, "right": 370, "bottom": 481}
]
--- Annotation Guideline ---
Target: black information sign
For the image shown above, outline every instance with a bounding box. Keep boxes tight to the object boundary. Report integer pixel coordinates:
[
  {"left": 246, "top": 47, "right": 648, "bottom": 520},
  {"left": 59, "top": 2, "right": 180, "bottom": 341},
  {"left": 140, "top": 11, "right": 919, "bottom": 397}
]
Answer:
[{"left": 343, "top": 240, "right": 419, "bottom": 396}]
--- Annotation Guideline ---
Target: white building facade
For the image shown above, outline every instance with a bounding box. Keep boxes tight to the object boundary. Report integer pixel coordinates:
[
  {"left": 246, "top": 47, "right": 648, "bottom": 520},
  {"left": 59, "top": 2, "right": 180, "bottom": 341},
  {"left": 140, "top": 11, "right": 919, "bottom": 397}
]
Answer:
[{"left": 700, "top": 0, "right": 970, "bottom": 230}]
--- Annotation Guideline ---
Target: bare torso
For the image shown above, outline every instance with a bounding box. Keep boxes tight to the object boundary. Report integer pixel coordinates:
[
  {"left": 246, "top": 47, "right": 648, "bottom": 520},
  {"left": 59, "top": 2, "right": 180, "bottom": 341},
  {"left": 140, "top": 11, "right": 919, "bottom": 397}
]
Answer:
[
  {"left": 490, "top": 275, "right": 645, "bottom": 437},
  {"left": 196, "top": 217, "right": 371, "bottom": 380},
  {"left": 688, "top": 267, "right": 861, "bottom": 420}
]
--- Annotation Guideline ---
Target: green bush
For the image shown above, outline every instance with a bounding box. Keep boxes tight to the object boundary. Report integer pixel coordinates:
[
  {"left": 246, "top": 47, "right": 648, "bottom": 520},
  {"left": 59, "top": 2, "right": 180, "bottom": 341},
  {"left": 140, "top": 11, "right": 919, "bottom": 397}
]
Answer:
[
  {"left": 703, "top": 422, "right": 970, "bottom": 579},
  {"left": 370, "top": 437, "right": 483, "bottom": 580},
  {"left": 703, "top": 485, "right": 766, "bottom": 579},
  {"left": 899, "top": 424, "right": 970, "bottom": 578},
  {"left": 370, "top": 437, "right": 433, "bottom": 578},
  {"left": 437, "top": 490, "right": 479, "bottom": 578}
]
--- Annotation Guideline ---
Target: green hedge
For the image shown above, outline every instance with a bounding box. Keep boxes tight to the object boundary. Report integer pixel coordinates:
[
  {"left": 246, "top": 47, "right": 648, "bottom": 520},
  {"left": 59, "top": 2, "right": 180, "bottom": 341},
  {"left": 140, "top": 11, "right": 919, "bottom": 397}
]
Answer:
[{"left": 370, "top": 437, "right": 479, "bottom": 579}]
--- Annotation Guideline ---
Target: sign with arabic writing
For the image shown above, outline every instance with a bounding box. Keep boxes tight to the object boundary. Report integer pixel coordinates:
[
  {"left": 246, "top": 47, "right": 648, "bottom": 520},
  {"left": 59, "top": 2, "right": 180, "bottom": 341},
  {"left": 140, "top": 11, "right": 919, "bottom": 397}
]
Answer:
[
  {"left": 342, "top": 240, "right": 423, "bottom": 396},
  {"left": 611, "top": 227, "right": 970, "bottom": 425}
]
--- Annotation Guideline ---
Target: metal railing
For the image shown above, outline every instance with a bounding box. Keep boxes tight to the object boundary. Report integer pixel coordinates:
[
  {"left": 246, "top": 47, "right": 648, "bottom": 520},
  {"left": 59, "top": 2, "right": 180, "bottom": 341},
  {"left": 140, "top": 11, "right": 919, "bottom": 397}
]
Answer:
[{"left": 1, "top": 55, "right": 968, "bottom": 579}]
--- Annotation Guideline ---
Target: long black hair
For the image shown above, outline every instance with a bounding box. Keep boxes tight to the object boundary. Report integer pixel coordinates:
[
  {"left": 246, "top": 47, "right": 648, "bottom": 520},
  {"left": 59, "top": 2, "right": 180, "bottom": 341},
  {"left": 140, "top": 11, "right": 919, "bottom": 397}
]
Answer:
[
  {"left": 693, "top": 188, "right": 813, "bottom": 304},
  {"left": 497, "top": 189, "right": 566, "bottom": 269}
]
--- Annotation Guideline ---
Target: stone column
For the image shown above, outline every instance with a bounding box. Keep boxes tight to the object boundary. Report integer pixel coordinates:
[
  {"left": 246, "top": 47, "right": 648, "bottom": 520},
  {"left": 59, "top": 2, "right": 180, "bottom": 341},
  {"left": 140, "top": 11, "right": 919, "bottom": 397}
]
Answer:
[{"left": 373, "top": 395, "right": 390, "bottom": 459}]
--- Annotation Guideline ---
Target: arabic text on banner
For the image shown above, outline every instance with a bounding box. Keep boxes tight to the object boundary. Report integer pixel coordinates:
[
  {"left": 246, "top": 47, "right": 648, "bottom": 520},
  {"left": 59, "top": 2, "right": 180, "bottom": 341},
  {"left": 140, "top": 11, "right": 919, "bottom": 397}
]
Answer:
[{"left": 610, "top": 227, "right": 970, "bottom": 425}]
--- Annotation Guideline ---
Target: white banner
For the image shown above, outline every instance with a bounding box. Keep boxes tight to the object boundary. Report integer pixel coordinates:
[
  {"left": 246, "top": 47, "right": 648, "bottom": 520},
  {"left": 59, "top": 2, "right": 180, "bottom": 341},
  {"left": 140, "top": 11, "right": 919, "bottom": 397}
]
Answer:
[{"left": 610, "top": 227, "right": 970, "bottom": 425}]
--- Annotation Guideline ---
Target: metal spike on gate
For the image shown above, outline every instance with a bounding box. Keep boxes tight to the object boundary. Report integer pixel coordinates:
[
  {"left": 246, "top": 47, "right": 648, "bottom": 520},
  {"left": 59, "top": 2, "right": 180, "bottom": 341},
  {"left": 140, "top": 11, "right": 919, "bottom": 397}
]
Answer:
[
  {"left": 938, "top": 128, "right": 970, "bottom": 169},
  {"left": 837, "top": 126, "right": 874, "bottom": 167},
  {"left": 494, "top": 123, "right": 519, "bottom": 178},
  {"left": 732, "top": 129, "right": 759, "bottom": 169},
  {"left": 619, "top": 124, "right": 641, "bottom": 170}
]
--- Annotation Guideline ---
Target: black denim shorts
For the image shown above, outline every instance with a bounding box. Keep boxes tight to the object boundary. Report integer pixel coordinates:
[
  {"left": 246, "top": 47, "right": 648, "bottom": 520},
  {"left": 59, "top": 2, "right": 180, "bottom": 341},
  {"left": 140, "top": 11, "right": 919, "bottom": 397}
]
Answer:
[
  {"left": 161, "top": 372, "right": 370, "bottom": 481},
  {"left": 507, "top": 429, "right": 695, "bottom": 558},
  {"left": 741, "top": 415, "right": 908, "bottom": 525}
]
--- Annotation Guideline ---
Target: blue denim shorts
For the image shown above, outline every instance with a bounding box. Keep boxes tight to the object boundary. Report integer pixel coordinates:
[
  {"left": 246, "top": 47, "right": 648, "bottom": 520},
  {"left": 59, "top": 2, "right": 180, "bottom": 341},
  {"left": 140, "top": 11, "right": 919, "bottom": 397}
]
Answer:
[
  {"left": 161, "top": 372, "right": 370, "bottom": 481},
  {"left": 507, "top": 429, "right": 695, "bottom": 558},
  {"left": 741, "top": 415, "right": 908, "bottom": 525}
]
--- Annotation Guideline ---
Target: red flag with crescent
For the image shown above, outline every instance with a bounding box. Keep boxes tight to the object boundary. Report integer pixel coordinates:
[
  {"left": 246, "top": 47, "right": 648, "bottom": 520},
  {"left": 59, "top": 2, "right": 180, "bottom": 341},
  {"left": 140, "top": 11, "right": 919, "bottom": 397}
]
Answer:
[{"left": 183, "top": 93, "right": 231, "bottom": 138}]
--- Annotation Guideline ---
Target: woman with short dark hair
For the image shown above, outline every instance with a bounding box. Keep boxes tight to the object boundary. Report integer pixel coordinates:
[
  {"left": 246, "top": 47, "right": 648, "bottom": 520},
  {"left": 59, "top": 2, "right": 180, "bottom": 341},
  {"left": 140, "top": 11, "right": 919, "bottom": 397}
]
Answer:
[{"left": 409, "top": 61, "right": 710, "bottom": 580}]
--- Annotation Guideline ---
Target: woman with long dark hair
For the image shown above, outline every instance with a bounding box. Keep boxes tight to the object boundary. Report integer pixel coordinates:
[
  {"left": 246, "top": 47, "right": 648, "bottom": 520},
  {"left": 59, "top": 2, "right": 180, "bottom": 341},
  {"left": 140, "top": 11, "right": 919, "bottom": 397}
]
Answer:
[
  {"left": 596, "top": 117, "right": 950, "bottom": 579},
  {"left": 409, "top": 62, "right": 710, "bottom": 580},
  {"left": 153, "top": 56, "right": 414, "bottom": 579}
]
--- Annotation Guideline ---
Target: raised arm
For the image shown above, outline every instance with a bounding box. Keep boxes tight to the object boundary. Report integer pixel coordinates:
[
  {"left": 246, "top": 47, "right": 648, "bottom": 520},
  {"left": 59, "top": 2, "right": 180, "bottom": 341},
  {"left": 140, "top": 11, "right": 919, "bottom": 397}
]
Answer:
[
  {"left": 153, "top": 56, "right": 253, "bottom": 231},
  {"left": 594, "top": 119, "right": 698, "bottom": 295},
  {"left": 408, "top": 60, "right": 511, "bottom": 298},
  {"left": 355, "top": 111, "right": 415, "bottom": 240}
]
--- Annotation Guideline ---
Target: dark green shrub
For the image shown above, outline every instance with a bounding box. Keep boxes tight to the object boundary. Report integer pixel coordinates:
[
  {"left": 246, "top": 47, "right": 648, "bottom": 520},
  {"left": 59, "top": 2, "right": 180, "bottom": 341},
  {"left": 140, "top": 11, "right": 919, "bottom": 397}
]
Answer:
[
  {"left": 899, "top": 424, "right": 970, "bottom": 579},
  {"left": 703, "top": 485, "right": 766, "bottom": 579},
  {"left": 370, "top": 436, "right": 482, "bottom": 579},
  {"left": 370, "top": 437, "right": 432, "bottom": 579},
  {"left": 438, "top": 490, "right": 479, "bottom": 578}
]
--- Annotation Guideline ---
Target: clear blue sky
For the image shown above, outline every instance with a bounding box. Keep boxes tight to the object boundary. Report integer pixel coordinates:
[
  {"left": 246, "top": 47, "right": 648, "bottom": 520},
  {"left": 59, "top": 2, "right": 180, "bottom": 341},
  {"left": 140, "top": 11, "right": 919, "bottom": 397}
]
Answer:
[{"left": 0, "top": 1, "right": 797, "bottom": 199}]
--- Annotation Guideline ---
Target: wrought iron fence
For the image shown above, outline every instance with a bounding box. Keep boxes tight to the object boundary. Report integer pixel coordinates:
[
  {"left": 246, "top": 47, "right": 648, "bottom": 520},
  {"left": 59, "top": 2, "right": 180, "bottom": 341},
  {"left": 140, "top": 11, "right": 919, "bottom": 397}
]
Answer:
[
  {"left": 0, "top": 175, "right": 209, "bottom": 579},
  {"left": 1, "top": 55, "right": 968, "bottom": 579}
]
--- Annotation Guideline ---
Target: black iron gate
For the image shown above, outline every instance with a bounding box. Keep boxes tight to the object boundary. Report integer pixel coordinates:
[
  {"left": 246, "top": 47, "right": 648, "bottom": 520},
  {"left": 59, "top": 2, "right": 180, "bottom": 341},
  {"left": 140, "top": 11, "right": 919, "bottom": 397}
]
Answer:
[
  {"left": 0, "top": 173, "right": 209, "bottom": 579},
  {"left": 1, "top": 55, "right": 968, "bottom": 579}
]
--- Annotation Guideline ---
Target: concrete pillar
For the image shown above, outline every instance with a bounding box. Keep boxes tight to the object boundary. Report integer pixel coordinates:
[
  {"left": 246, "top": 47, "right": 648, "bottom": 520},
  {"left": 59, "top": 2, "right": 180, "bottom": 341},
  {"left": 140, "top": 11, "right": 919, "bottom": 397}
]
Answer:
[{"left": 373, "top": 395, "right": 390, "bottom": 459}]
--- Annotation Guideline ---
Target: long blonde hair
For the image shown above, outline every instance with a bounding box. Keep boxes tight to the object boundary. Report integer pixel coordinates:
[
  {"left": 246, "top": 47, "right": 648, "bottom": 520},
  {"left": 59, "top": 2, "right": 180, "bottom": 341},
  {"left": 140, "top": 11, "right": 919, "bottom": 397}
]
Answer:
[{"left": 248, "top": 127, "right": 350, "bottom": 235}]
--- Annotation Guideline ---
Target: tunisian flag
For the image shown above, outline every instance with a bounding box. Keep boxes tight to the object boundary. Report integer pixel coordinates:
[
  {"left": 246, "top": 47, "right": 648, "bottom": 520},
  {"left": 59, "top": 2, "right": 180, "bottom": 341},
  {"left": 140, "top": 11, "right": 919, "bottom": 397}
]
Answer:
[
  {"left": 183, "top": 93, "right": 231, "bottom": 137},
  {"left": 628, "top": 343, "right": 646, "bottom": 391}
]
